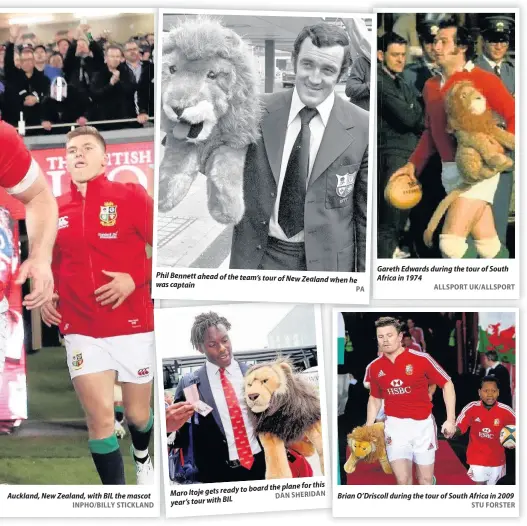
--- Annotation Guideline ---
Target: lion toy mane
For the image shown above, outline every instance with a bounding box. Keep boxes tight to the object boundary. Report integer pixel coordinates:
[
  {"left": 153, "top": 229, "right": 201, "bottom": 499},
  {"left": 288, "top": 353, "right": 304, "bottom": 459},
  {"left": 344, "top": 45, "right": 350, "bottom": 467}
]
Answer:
[
  {"left": 244, "top": 359, "right": 324, "bottom": 479},
  {"left": 159, "top": 17, "right": 262, "bottom": 224},
  {"left": 423, "top": 80, "right": 515, "bottom": 246},
  {"left": 343, "top": 422, "right": 392, "bottom": 476}
]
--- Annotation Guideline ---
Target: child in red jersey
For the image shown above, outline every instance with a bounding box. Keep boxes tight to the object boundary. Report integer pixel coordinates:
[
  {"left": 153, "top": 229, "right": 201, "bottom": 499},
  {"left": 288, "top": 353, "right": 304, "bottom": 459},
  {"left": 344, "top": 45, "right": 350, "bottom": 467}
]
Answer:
[{"left": 454, "top": 376, "right": 515, "bottom": 485}]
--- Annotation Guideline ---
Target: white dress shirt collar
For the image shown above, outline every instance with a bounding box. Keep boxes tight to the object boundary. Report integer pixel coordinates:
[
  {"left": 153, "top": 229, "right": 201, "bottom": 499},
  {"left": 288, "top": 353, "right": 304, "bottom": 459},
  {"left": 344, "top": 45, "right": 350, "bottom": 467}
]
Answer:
[
  {"left": 288, "top": 87, "right": 335, "bottom": 128},
  {"left": 205, "top": 359, "right": 239, "bottom": 377}
]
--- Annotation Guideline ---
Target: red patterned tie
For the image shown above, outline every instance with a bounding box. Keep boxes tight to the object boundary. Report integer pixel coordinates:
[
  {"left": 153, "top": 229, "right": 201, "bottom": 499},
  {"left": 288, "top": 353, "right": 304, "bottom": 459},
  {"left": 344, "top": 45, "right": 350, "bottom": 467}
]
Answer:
[{"left": 219, "top": 368, "right": 254, "bottom": 470}]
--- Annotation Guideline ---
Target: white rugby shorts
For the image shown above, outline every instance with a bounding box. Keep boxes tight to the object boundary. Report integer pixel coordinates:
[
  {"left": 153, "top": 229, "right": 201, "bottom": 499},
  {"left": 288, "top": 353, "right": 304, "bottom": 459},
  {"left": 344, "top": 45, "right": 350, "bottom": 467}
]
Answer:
[
  {"left": 64, "top": 332, "right": 154, "bottom": 383},
  {"left": 384, "top": 414, "right": 438, "bottom": 465},
  {"left": 441, "top": 162, "right": 500, "bottom": 203},
  {"left": 467, "top": 464, "right": 506, "bottom": 485}
]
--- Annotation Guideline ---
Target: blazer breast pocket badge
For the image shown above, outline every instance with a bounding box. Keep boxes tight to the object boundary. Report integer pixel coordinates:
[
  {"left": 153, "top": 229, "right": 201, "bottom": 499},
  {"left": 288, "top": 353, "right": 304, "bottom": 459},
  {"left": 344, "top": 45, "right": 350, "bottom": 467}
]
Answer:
[{"left": 326, "top": 167, "right": 358, "bottom": 209}]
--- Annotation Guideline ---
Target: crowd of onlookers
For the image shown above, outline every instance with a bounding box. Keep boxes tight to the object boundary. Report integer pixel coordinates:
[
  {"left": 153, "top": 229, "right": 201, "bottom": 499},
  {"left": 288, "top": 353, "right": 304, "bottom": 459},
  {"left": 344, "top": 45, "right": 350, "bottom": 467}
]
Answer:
[{"left": 0, "top": 23, "right": 154, "bottom": 135}]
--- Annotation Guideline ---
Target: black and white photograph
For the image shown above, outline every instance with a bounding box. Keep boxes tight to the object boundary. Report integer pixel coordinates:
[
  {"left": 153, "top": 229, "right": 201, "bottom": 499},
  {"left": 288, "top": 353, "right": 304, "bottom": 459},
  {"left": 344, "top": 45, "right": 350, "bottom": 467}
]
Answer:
[{"left": 152, "top": 10, "right": 374, "bottom": 304}]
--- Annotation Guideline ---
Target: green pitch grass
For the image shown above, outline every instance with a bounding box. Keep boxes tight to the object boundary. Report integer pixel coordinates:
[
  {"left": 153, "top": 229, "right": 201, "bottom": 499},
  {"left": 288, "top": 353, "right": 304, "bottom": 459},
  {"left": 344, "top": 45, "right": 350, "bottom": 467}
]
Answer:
[
  {"left": 0, "top": 347, "right": 154, "bottom": 485},
  {"left": 0, "top": 435, "right": 139, "bottom": 485}
]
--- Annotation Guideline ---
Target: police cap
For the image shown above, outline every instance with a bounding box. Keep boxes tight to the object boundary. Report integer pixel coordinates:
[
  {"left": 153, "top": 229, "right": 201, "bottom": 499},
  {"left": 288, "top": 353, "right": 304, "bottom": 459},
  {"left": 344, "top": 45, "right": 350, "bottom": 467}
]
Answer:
[{"left": 481, "top": 15, "right": 514, "bottom": 42}]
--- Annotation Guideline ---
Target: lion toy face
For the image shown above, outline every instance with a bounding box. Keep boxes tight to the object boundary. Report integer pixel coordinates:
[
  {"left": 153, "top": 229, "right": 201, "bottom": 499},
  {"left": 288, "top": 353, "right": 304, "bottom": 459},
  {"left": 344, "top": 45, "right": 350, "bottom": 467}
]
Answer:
[
  {"left": 452, "top": 83, "right": 487, "bottom": 116},
  {"left": 244, "top": 362, "right": 289, "bottom": 414},
  {"left": 351, "top": 439, "right": 374, "bottom": 459},
  {"left": 161, "top": 17, "right": 261, "bottom": 147},
  {"left": 445, "top": 80, "right": 496, "bottom": 135}
]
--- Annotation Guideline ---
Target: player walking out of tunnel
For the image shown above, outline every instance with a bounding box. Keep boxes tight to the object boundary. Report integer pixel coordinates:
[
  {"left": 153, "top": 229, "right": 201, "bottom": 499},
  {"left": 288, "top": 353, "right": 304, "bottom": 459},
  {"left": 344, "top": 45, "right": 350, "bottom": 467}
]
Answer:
[
  {"left": 365, "top": 316, "right": 456, "bottom": 485},
  {"left": 41, "top": 126, "right": 154, "bottom": 485},
  {"left": 0, "top": 121, "right": 57, "bottom": 389},
  {"left": 452, "top": 376, "right": 515, "bottom": 485}
]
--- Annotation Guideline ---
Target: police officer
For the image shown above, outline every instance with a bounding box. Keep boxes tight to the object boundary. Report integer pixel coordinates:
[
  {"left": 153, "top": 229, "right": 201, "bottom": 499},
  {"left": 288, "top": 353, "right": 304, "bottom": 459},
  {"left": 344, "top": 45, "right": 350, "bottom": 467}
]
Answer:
[
  {"left": 474, "top": 15, "right": 514, "bottom": 95},
  {"left": 402, "top": 20, "right": 441, "bottom": 100},
  {"left": 474, "top": 15, "right": 515, "bottom": 252}
]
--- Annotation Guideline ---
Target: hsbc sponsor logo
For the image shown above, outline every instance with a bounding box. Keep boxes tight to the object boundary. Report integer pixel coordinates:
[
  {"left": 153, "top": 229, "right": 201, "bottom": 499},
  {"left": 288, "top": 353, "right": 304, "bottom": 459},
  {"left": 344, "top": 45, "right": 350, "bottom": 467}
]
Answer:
[
  {"left": 58, "top": 216, "right": 69, "bottom": 229},
  {"left": 386, "top": 379, "right": 411, "bottom": 395},
  {"left": 479, "top": 427, "right": 494, "bottom": 439},
  {"left": 137, "top": 367, "right": 150, "bottom": 378}
]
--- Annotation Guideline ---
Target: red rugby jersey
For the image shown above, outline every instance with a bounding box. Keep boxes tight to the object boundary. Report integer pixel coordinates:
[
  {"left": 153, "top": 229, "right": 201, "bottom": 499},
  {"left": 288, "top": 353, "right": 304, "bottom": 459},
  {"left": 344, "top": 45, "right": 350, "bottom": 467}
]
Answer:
[
  {"left": 368, "top": 348, "right": 450, "bottom": 420},
  {"left": 456, "top": 401, "right": 515, "bottom": 467},
  {"left": 0, "top": 121, "right": 33, "bottom": 301},
  {"left": 409, "top": 63, "right": 515, "bottom": 175}
]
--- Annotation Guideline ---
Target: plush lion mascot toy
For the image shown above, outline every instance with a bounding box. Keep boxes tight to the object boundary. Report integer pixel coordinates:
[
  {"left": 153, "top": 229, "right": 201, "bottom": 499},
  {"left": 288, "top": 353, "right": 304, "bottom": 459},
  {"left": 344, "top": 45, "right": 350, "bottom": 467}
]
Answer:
[
  {"left": 244, "top": 359, "right": 324, "bottom": 479},
  {"left": 343, "top": 422, "right": 392, "bottom": 476},
  {"left": 159, "top": 17, "right": 261, "bottom": 224},
  {"left": 423, "top": 80, "right": 515, "bottom": 246}
]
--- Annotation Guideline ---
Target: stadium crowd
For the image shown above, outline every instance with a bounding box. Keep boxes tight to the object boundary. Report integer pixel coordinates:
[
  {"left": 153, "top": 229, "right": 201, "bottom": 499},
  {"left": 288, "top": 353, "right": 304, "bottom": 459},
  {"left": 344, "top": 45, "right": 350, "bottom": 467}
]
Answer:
[
  {"left": 375, "top": 13, "right": 515, "bottom": 259},
  {"left": 0, "top": 23, "right": 154, "bottom": 135}
]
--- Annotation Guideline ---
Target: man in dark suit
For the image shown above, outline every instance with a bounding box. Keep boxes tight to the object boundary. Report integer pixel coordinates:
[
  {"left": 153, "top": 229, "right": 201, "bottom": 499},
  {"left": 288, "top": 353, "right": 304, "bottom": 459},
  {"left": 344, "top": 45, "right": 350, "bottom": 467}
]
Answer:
[
  {"left": 165, "top": 312, "right": 266, "bottom": 483},
  {"left": 376, "top": 32, "right": 423, "bottom": 258},
  {"left": 230, "top": 22, "right": 369, "bottom": 272},
  {"left": 481, "top": 350, "right": 513, "bottom": 408}
]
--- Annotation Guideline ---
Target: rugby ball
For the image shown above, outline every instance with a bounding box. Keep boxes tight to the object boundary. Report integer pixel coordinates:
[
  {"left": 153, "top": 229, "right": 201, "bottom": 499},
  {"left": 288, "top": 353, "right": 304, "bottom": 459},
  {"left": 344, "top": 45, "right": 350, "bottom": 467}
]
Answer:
[
  {"left": 385, "top": 175, "right": 422, "bottom": 210},
  {"left": 499, "top": 424, "right": 516, "bottom": 449}
]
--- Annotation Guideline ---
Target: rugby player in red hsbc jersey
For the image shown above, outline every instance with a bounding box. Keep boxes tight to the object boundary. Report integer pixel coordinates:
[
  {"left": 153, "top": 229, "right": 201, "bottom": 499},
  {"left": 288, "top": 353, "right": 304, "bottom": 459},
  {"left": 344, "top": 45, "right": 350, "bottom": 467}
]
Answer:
[
  {"left": 453, "top": 376, "right": 515, "bottom": 485},
  {"left": 366, "top": 317, "right": 456, "bottom": 485},
  {"left": 0, "top": 120, "right": 57, "bottom": 384},
  {"left": 40, "top": 126, "right": 154, "bottom": 485}
]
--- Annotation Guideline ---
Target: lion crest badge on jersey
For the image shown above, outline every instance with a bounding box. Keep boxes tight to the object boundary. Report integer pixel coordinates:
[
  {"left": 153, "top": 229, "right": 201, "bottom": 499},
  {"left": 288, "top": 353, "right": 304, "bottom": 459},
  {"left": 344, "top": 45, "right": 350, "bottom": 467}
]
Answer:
[
  {"left": 494, "top": 418, "right": 501, "bottom": 427},
  {"left": 72, "top": 352, "right": 84, "bottom": 370},
  {"left": 100, "top": 202, "right": 118, "bottom": 227},
  {"left": 335, "top": 171, "right": 357, "bottom": 198},
  {"left": 405, "top": 364, "right": 413, "bottom": 375}
]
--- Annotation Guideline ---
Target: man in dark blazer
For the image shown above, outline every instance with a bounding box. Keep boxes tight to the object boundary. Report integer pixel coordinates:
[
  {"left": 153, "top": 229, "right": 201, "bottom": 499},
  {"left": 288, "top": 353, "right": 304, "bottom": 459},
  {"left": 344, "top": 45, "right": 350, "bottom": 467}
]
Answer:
[
  {"left": 376, "top": 32, "right": 423, "bottom": 258},
  {"left": 481, "top": 350, "right": 513, "bottom": 408},
  {"left": 230, "top": 22, "right": 369, "bottom": 272},
  {"left": 165, "top": 312, "right": 266, "bottom": 483}
]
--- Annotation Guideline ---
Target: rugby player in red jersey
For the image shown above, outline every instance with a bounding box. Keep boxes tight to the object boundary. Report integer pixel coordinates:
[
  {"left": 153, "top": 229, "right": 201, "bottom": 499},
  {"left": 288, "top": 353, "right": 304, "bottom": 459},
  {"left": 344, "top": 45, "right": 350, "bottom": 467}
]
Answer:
[
  {"left": 40, "top": 126, "right": 154, "bottom": 485},
  {"left": 0, "top": 120, "right": 57, "bottom": 383},
  {"left": 453, "top": 376, "right": 515, "bottom": 485},
  {"left": 366, "top": 316, "right": 456, "bottom": 485}
]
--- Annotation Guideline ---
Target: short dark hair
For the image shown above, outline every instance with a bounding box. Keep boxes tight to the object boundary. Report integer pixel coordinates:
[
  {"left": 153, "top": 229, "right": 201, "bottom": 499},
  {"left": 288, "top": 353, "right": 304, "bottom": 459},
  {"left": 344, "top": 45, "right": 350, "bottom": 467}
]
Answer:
[
  {"left": 480, "top": 375, "right": 500, "bottom": 389},
  {"left": 190, "top": 312, "right": 231, "bottom": 351},
  {"left": 485, "top": 350, "right": 499, "bottom": 362},
  {"left": 57, "top": 38, "right": 70, "bottom": 46},
  {"left": 34, "top": 44, "right": 46, "bottom": 53},
  {"left": 292, "top": 22, "right": 351, "bottom": 80},
  {"left": 377, "top": 32, "right": 407, "bottom": 53},
  {"left": 66, "top": 126, "right": 107, "bottom": 151},
  {"left": 375, "top": 316, "right": 404, "bottom": 333},
  {"left": 438, "top": 20, "right": 475, "bottom": 60},
  {"left": 402, "top": 331, "right": 412, "bottom": 339}
]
